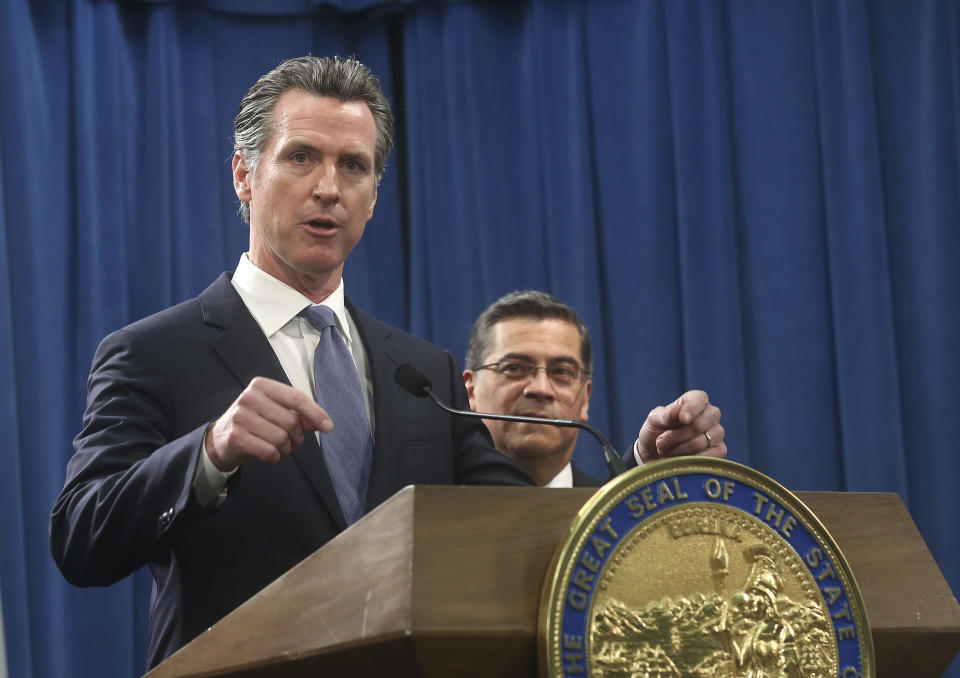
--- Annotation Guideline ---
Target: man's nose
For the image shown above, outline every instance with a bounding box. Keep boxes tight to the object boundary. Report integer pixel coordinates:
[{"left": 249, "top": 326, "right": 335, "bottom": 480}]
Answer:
[
  {"left": 313, "top": 164, "right": 341, "bottom": 204},
  {"left": 523, "top": 368, "right": 555, "bottom": 398}
]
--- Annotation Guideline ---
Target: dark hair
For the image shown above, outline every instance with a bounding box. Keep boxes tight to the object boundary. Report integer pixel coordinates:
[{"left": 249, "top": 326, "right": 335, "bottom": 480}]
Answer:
[
  {"left": 466, "top": 290, "right": 592, "bottom": 373},
  {"left": 233, "top": 55, "right": 394, "bottom": 223}
]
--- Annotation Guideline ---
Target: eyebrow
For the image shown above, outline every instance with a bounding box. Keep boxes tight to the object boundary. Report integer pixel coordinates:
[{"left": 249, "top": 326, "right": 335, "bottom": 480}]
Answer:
[
  {"left": 278, "top": 140, "right": 319, "bottom": 155},
  {"left": 279, "top": 140, "right": 373, "bottom": 165},
  {"left": 494, "top": 352, "right": 581, "bottom": 367},
  {"left": 340, "top": 150, "right": 373, "bottom": 167}
]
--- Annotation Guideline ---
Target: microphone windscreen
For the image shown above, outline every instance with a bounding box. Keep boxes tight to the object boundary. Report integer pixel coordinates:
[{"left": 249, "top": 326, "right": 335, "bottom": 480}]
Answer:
[{"left": 395, "top": 364, "right": 432, "bottom": 397}]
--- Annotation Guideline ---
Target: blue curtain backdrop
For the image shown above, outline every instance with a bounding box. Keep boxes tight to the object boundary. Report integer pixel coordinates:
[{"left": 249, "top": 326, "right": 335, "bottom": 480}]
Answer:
[{"left": 1, "top": 0, "right": 958, "bottom": 675}]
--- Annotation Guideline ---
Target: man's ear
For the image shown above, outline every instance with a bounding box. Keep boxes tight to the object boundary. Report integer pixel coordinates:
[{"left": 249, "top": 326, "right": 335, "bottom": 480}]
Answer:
[
  {"left": 366, "top": 184, "right": 378, "bottom": 220},
  {"left": 463, "top": 370, "right": 476, "bottom": 408},
  {"left": 579, "top": 379, "right": 592, "bottom": 421},
  {"left": 232, "top": 151, "right": 252, "bottom": 202}
]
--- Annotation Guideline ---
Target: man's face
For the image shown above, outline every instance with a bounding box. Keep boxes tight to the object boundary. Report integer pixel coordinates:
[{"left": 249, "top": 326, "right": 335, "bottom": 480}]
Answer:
[
  {"left": 464, "top": 317, "right": 592, "bottom": 467},
  {"left": 233, "top": 89, "right": 378, "bottom": 296}
]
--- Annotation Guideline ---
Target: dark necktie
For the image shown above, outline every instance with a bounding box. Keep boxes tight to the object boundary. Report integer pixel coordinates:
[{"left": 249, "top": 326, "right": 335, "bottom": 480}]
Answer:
[{"left": 302, "top": 305, "right": 372, "bottom": 525}]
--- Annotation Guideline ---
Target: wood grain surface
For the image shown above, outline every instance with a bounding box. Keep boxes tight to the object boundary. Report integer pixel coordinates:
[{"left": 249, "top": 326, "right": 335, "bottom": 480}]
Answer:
[{"left": 146, "top": 486, "right": 960, "bottom": 678}]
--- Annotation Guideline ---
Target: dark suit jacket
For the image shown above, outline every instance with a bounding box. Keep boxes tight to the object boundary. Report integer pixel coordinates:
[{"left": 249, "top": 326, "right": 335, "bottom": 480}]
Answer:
[
  {"left": 49, "top": 273, "right": 530, "bottom": 668},
  {"left": 571, "top": 463, "right": 605, "bottom": 488}
]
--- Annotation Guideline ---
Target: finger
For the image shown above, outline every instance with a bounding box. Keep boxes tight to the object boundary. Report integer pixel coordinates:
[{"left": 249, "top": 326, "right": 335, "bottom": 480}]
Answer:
[
  {"left": 240, "top": 388, "right": 308, "bottom": 437},
  {"left": 209, "top": 381, "right": 321, "bottom": 468},
  {"left": 674, "top": 390, "right": 710, "bottom": 426},
  {"left": 694, "top": 441, "right": 728, "bottom": 459},
  {"left": 635, "top": 434, "right": 660, "bottom": 463},
  {"left": 241, "top": 409, "right": 306, "bottom": 455},
  {"left": 636, "top": 404, "right": 669, "bottom": 460},
  {"left": 659, "top": 422, "right": 726, "bottom": 458},
  {"left": 647, "top": 390, "right": 710, "bottom": 431},
  {"left": 208, "top": 414, "right": 287, "bottom": 466},
  {"left": 262, "top": 427, "right": 301, "bottom": 458},
  {"left": 643, "top": 402, "right": 675, "bottom": 431},
  {"left": 712, "top": 442, "right": 728, "bottom": 458},
  {"left": 248, "top": 377, "right": 333, "bottom": 433},
  {"left": 637, "top": 391, "right": 708, "bottom": 460},
  {"left": 232, "top": 431, "right": 286, "bottom": 464},
  {"left": 655, "top": 403, "right": 721, "bottom": 452}
]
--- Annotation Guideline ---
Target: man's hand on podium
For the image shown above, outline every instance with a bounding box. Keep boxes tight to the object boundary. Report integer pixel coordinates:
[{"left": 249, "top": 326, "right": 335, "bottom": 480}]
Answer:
[{"left": 635, "top": 390, "right": 726, "bottom": 463}]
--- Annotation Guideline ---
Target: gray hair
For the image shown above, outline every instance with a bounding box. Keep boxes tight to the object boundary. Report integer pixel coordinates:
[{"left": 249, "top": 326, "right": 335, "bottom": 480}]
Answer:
[
  {"left": 233, "top": 55, "right": 394, "bottom": 223},
  {"left": 466, "top": 290, "right": 593, "bottom": 374}
]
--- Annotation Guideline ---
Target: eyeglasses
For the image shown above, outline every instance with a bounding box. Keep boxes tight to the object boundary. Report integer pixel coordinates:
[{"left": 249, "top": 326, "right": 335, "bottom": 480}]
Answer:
[{"left": 475, "top": 358, "right": 589, "bottom": 389}]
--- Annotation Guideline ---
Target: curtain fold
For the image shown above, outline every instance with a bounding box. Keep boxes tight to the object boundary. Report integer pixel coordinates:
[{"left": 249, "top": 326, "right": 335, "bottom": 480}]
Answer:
[
  {"left": 2, "top": 1, "right": 958, "bottom": 676},
  {"left": 868, "top": 0, "right": 960, "bottom": 601},
  {"left": 809, "top": 0, "right": 908, "bottom": 495},
  {"left": 0, "top": 139, "right": 25, "bottom": 678}
]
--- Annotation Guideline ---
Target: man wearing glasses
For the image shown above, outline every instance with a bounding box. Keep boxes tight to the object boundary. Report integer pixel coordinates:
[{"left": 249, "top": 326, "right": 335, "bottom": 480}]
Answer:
[{"left": 463, "top": 290, "right": 726, "bottom": 487}]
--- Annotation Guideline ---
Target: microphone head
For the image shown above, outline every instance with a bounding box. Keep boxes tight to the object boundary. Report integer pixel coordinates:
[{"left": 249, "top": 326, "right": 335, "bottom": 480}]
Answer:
[{"left": 395, "top": 364, "right": 432, "bottom": 397}]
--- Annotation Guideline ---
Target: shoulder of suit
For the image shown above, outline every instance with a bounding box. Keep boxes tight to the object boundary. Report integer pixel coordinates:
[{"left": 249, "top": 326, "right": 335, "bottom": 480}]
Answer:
[
  {"left": 346, "top": 298, "right": 450, "bottom": 356},
  {"left": 97, "top": 273, "right": 235, "bottom": 354}
]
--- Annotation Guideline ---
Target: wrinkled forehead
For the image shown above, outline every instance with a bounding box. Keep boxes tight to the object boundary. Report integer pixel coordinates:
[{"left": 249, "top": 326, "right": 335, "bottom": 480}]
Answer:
[
  {"left": 486, "top": 317, "right": 584, "bottom": 364},
  {"left": 267, "top": 90, "right": 377, "bottom": 151}
]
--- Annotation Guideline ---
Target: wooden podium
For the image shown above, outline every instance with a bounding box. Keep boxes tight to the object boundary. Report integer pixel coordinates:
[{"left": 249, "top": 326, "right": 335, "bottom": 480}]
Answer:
[{"left": 145, "top": 486, "right": 960, "bottom": 678}]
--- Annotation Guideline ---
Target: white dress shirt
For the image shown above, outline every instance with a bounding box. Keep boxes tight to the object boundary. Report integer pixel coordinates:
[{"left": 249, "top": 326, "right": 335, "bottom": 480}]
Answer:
[
  {"left": 194, "top": 255, "right": 373, "bottom": 504},
  {"left": 542, "top": 443, "right": 647, "bottom": 489},
  {"left": 229, "top": 254, "right": 373, "bottom": 422},
  {"left": 543, "top": 463, "right": 574, "bottom": 488}
]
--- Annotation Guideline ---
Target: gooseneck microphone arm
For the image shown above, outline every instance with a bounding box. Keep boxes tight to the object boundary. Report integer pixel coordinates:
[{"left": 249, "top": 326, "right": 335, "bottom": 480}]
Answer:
[{"left": 394, "top": 364, "right": 628, "bottom": 479}]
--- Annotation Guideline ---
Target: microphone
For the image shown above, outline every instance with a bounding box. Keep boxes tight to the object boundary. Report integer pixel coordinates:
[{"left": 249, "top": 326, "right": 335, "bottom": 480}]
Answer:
[{"left": 394, "top": 364, "right": 628, "bottom": 479}]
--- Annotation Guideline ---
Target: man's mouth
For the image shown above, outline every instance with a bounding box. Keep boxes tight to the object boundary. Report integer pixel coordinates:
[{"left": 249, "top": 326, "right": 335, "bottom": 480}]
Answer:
[{"left": 304, "top": 218, "right": 340, "bottom": 233}]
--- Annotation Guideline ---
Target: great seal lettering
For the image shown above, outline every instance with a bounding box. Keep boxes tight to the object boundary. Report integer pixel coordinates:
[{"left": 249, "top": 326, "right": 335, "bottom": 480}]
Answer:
[{"left": 539, "top": 458, "right": 873, "bottom": 678}]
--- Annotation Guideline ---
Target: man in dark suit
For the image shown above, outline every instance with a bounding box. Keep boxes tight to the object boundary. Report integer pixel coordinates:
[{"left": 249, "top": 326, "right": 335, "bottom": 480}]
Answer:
[
  {"left": 463, "top": 290, "right": 727, "bottom": 487},
  {"left": 49, "top": 56, "right": 529, "bottom": 669}
]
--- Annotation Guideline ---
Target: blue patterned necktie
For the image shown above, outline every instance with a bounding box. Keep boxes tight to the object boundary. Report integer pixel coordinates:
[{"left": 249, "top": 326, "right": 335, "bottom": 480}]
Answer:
[{"left": 302, "top": 305, "right": 372, "bottom": 525}]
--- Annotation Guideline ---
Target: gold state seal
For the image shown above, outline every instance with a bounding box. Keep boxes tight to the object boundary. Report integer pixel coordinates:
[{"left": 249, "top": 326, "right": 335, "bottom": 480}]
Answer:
[{"left": 539, "top": 457, "right": 873, "bottom": 678}]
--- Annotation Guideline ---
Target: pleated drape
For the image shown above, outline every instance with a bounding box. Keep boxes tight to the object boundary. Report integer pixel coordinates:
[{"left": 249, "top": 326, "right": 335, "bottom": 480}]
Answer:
[{"left": 1, "top": 1, "right": 958, "bottom": 676}]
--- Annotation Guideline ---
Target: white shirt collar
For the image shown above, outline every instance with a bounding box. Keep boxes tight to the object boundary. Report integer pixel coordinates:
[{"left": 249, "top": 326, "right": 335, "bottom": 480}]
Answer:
[
  {"left": 544, "top": 462, "right": 574, "bottom": 488},
  {"left": 231, "top": 254, "right": 354, "bottom": 344}
]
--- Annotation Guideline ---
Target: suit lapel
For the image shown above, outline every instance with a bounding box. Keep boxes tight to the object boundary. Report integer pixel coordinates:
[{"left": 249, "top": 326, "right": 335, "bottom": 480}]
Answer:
[
  {"left": 346, "top": 299, "right": 409, "bottom": 508},
  {"left": 571, "top": 463, "right": 604, "bottom": 488},
  {"left": 199, "top": 273, "right": 347, "bottom": 529},
  {"left": 202, "top": 276, "right": 288, "bottom": 388}
]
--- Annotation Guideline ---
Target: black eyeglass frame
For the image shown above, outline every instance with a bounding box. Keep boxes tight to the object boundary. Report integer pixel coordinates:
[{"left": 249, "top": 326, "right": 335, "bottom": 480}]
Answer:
[{"left": 474, "top": 358, "right": 590, "bottom": 388}]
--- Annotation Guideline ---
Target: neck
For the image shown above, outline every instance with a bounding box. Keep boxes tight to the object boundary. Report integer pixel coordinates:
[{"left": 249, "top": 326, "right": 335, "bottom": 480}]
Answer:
[
  {"left": 511, "top": 453, "right": 570, "bottom": 488},
  {"left": 246, "top": 252, "right": 343, "bottom": 303}
]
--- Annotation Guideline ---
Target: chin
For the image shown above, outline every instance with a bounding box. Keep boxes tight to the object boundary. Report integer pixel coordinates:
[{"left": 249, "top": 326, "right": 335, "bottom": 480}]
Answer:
[
  {"left": 504, "top": 439, "right": 563, "bottom": 462},
  {"left": 287, "top": 253, "right": 345, "bottom": 278}
]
